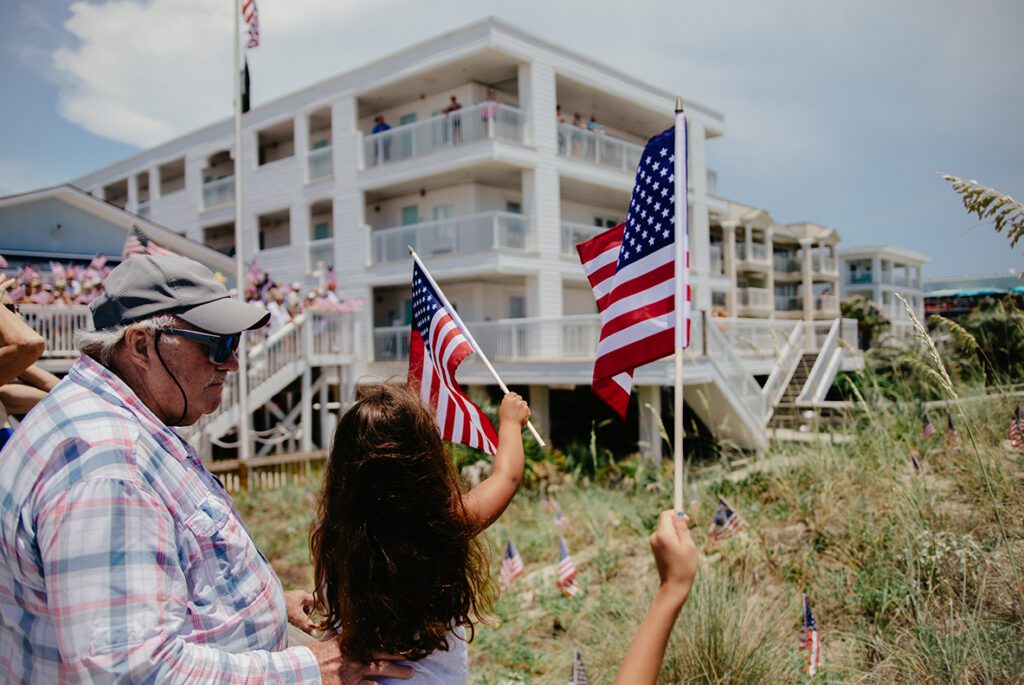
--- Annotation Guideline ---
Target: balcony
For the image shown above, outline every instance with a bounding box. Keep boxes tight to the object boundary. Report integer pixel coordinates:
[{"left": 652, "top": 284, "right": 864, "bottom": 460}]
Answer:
[
  {"left": 812, "top": 254, "right": 837, "bottom": 274},
  {"left": 736, "top": 242, "right": 769, "bottom": 264},
  {"left": 775, "top": 295, "right": 802, "bottom": 312},
  {"left": 560, "top": 221, "right": 606, "bottom": 258},
  {"left": 815, "top": 294, "right": 839, "bottom": 312},
  {"left": 709, "top": 244, "right": 723, "bottom": 276},
  {"left": 773, "top": 254, "right": 800, "bottom": 273},
  {"left": 371, "top": 211, "right": 531, "bottom": 264},
  {"left": 848, "top": 272, "right": 873, "bottom": 285},
  {"left": 363, "top": 103, "right": 524, "bottom": 169},
  {"left": 557, "top": 124, "right": 643, "bottom": 174},
  {"left": 202, "top": 176, "right": 234, "bottom": 210},
  {"left": 308, "top": 146, "right": 332, "bottom": 182},
  {"left": 309, "top": 238, "right": 333, "bottom": 270},
  {"left": 738, "top": 286, "right": 772, "bottom": 312}
]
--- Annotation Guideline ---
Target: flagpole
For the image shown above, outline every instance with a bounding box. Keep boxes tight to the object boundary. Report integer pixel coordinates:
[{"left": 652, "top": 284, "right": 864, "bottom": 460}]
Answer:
[
  {"left": 408, "top": 246, "right": 546, "bottom": 447},
  {"left": 673, "top": 97, "right": 688, "bottom": 514},
  {"left": 233, "top": 0, "right": 251, "bottom": 463}
]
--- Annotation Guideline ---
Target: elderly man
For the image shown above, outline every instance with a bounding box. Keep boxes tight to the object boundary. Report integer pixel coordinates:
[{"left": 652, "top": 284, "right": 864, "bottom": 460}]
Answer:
[{"left": 0, "top": 256, "right": 411, "bottom": 683}]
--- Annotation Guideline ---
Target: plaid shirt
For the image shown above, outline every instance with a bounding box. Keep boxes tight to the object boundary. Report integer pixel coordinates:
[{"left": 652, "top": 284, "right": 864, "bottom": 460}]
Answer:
[{"left": 0, "top": 356, "right": 321, "bottom": 683}]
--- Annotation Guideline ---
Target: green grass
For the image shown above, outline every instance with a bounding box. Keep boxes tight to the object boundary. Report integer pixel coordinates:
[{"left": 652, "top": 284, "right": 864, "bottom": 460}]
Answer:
[{"left": 237, "top": 383, "right": 1024, "bottom": 683}]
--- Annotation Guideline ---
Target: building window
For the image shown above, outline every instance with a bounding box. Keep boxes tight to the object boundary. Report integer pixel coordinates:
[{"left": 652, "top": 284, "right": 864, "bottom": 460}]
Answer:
[
  {"left": 257, "top": 120, "right": 296, "bottom": 166},
  {"left": 506, "top": 201, "right": 522, "bottom": 214},
  {"left": 401, "top": 206, "right": 419, "bottom": 225},
  {"left": 158, "top": 158, "right": 186, "bottom": 195},
  {"left": 258, "top": 209, "right": 291, "bottom": 250},
  {"left": 203, "top": 221, "right": 235, "bottom": 256}
]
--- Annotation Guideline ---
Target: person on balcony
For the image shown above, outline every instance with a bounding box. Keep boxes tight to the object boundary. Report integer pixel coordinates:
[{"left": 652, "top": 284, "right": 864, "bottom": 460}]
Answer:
[
  {"left": 0, "top": 255, "right": 414, "bottom": 684},
  {"left": 371, "top": 115, "right": 391, "bottom": 163},
  {"left": 571, "top": 112, "right": 586, "bottom": 155},
  {"left": 443, "top": 95, "right": 463, "bottom": 143},
  {"left": 481, "top": 89, "right": 498, "bottom": 137}
]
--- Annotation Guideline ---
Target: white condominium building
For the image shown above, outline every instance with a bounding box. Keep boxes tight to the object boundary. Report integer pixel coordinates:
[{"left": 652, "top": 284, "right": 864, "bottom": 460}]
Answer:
[{"left": 72, "top": 18, "right": 862, "bottom": 457}]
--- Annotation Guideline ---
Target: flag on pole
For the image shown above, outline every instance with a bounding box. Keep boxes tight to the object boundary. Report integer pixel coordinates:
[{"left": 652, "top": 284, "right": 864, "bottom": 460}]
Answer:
[
  {"left": 241, "top": 58, "right": 252, "bottom": 113},
  {"left": 241, "top": 0, "right": 260, "bottom": 48},
  {"left": 123, "top": 226, "right": 176, "bottom": 259},
  {"left": 590, "top": 125, "right": 689, "bottom": 407},
  {"left": 909, "top": 448, "right": 923, "bottom": 473},
  {"left": 499, "top": 540, "right": 525, "bottom": 591},
  {"left": 407, "top": 256, "right": 499, "bottom": 455},
  {"left": 576, "top": 224, "right": 633, "bottom": 417},
  {"left": 707, "top": 497, "right": 748, "bottom": 542},
  {"left": 920, "top": 413, "right": 936, "bottom": 440},
  {"left": 945, "top": 411, "right": 957, "bottom": 446},
  {"left": 557, "top": 537, "right": 582, "bottom": 597},
  {"left": 799, "top": 594, "right": 822, "bottom": 677},
  {"left": 1009, "top": 406, "right": 1024, "bottom": 449},
  {"left": 542, "top": 492, "right": 573, "bottom": 530},
  {"left": 567, "top": 649, "right": 590, "bottom": 685}
]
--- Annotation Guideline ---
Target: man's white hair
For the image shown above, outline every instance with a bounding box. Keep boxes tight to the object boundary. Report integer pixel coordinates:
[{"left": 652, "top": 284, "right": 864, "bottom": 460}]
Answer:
[{"left": 76, "top": 314, "right": 181, "bottom": 366}]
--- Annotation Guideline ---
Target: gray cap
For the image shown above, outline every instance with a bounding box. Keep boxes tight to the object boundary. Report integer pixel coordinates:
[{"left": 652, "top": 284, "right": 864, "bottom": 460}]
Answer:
[{"left": 91, "top": 255, "right": 270, "bottom": 334}]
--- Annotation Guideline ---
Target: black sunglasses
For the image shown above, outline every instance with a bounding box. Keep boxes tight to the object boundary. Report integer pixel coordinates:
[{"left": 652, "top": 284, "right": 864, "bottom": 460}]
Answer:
[{"left": 157, "top": 327, "right": 241, "bottom": 364}]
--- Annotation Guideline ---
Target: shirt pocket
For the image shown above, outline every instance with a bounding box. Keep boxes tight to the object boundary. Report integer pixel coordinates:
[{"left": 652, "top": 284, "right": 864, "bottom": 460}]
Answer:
[{"left": 182, "top": 495, "right": 268, "bottom": 611}]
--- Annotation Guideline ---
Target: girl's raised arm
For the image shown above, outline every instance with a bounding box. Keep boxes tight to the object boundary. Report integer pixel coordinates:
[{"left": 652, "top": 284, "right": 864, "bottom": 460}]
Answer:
[{"left": 461, "top": 392, "right": 530, "bottom": 532}]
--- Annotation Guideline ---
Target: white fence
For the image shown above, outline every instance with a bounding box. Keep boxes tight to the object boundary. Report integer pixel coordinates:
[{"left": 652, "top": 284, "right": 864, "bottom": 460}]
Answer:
[
  {"left": 372, "top": 211, "right": 531, "bottom": 264},
  {"left": 20, "top": 305, "right": 92, "bottom": 357},
  {"left": 363, "top": 103, "right": 524, "bottom": 168}
]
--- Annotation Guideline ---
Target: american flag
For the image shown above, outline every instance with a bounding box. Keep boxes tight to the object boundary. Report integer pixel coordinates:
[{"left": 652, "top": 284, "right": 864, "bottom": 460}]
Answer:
[
  {"left": 576, "top": 224, "right": 633, "bottom": 417},
  {"left": 1010, "top": 406, "right": 1024, "bottom": 449},
  {"left": 799, "top": 594, "right": 822, "bottom": 677},
  {"left": 241, "top": 0, "right": 260, "bottom": 48},
  {"left": 590, "top": 123, "right": 689, "bottom": 404},
  {"left": 407, "top": 256, "right": 499, "bottom": 455},
  {"left": 543, "top": 493, "right": 572, "bottom": 530},
  {"left": 499, "top": 540, "right": 525, "bottom": 592},
  {"left": 707, "top": 497, "right": 748, "bottom": 542},
  {"left": 946, "top": 411, "right": 957, "bottom": 446},
  {"left": 122, "top": 226, "right": 176, "bottom": 259},
  {"left": 920, "top": 413, "right": 936, "bottom": 440},
  {"left": 567, "top": 649, "right": 590, "bottom": 685},
  {"left": 909, "top": 448, "right": 923, "bottom": 473},
  {"left": 557, "top": 537, "right": 582, "bottom": 597}
]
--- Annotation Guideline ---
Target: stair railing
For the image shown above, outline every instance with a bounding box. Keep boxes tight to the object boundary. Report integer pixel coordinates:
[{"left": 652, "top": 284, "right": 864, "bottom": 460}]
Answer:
[
  {"left": 760, "top": 321, "right": 805, "bottom": 420},
  {"left": 704, "top": 320, "right": 768, "bottom": 425},
  {"left": 797, "top": 318, "right": 842, "bottom": 404}
]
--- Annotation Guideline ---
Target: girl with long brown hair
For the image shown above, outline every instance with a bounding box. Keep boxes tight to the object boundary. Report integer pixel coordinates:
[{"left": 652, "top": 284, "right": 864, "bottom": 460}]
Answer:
[{"left": 309, "top": 384, "right": 530, "bottom": 681}]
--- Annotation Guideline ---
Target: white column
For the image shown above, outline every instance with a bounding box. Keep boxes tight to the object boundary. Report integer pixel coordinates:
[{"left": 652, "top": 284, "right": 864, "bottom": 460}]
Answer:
[
  {"left": 744, "top": 224, "right": 753, "bottom": 260},
  {"left": 800, "top": 238, "right": 814, "bottom": 322},
  {"left": 765, "top": 227, "right": 775, "bottom": 319},
  {"left": 126, "top": 174, "right": 138, "bottom": 212},
  {"left": 518, "top": 60, "right": 556, "bottom": 153},
  {"left": 295, "top": 113, "right": 310, "bottom": 183},
  {"left": 527, "top": 385, "right": 550, "bottom": 443},
  {"left": 638, "top": 385, "right": 662, "bottom": 463},
  {"left": 722, "top": 222, "right": 737, "bottom": 317}
]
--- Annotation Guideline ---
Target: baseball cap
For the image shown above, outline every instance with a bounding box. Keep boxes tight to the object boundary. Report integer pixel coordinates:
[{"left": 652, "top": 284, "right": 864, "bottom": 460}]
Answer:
[{"left": 91, "top": 255, "right": 270, "bottom": 334}]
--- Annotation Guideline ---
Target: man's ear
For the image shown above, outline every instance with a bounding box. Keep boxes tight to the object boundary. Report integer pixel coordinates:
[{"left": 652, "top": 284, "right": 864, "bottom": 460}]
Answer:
[{"left": 121, "top": 326, "right": 154, "bottom": 369}]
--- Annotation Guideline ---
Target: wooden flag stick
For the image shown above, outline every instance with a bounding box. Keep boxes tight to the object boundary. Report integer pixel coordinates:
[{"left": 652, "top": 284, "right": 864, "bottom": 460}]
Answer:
[
  {"left": 673, "top": 97, "right": 688, "bottom": 514},
  {"left": 408, "top": 246, "right": 546, "bottom": 447}
]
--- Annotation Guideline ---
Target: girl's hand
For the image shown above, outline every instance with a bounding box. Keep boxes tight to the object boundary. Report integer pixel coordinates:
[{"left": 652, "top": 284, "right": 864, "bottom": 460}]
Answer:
[
  {"left": 649, "top": 510, "right": 698, "bottom": 601},
  {"left": 498, "top": 392, "right": 530, "bottom": 428}
]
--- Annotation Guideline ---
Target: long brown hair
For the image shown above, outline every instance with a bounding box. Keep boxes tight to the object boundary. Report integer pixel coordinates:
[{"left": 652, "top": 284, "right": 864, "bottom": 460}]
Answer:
[{"left": 310, "top": 384, "right": 493, "bottom": 661}]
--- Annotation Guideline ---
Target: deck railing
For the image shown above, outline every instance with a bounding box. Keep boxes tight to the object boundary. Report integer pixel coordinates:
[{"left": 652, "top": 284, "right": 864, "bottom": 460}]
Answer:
[
  {"left": 20, "top": 305, "right": 92, "bottom": 357},
  {"left": 736, "top": 243, "right": 769, "bottom": 262},
  {"left": 307, "top": 146, "right": 332, "bottom": 181},
  {"left": 363, "top": 103, "right": 524, "bottom": 168},
  {"left": 372, "top": 211, "right": 531, "bottom": 264},
  {"left": 556, "top": 124, "right": 644, "bottom": 174},
  {"left": 202, "top": 176, "right": 234, "bottom": 209},
  {"left": 560, "top": 222, "right": 606, "bottom": 257}
]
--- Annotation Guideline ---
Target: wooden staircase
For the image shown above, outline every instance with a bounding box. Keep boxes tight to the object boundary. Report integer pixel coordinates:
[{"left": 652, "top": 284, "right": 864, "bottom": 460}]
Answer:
[{"left": 769, "top": 352, "right": 818, "bottom": 429}]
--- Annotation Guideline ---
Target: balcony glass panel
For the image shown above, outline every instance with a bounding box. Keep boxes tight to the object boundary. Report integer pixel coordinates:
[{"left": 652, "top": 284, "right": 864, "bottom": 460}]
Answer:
[
  {"left": 363, "top": 103, "right": 523, "bottom": 168},
  {"left": 372, "top": 211, "right": 531, "bottom": 264},
  {"left": 736, "top": 243, "right": 769, "bottom": 262},
  {"left": 202, "top": 176, "right": 234, "bottom": 209},
  {"left": 557, "top": 124, "right": 643, "bottom": 174},
  {"left": 849, "top": 271, "right": 873, "bottom": 284},
  {"left": 775, "top": 295, "right": 803, "bottom": 311},
  {"left": 774, "top": 254, "right": 800, "bottom": 272},
  {"left": 308, "top": 146, "right": 332, "bottom": 181},
  {"left": 560, "top": 221, "right": 605, "bottom": 257},
  {"left": 738, "top": 287, "right": 772, "bottom": 309},
  {"left": 811, "top": 254, "right": 836, "bottom": 272}
]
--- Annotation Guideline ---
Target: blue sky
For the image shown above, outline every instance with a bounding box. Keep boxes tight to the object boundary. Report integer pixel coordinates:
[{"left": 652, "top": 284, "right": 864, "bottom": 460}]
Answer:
[{"left": 1, "top": 0, "right": 1022, "bottom": 278}]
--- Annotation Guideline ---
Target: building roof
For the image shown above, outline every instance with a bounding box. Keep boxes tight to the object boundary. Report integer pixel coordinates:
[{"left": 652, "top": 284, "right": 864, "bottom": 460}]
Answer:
[
  {"left": 0, "top": 184, "right": 235, "bottom": 276},
  {"left": 839, "top": 245, "right": 930, "bottom": 264}
]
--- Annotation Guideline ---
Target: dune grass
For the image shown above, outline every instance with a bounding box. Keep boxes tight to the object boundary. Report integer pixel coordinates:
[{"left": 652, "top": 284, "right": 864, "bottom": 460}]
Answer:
[{"left": 236, "top": 375, "right": 1024, "bottom": 683}]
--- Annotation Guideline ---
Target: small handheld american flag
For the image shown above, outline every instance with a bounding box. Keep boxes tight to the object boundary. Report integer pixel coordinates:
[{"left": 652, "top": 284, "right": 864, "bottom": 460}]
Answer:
[
  {"left": 407, "top": 255, "right": 499, "bottom": 455},
  {"left": 123, "top": 227, "right": 176, "bottom": 259},
  {"left": 799, "top": 594, "right": 822, "bottom": 677},
  {"left": 557, "top": 537, "right": 582, "bottom": 598},
  {"left": 920, "top": 413, "right": 937, "bottom": 440},
  {"left": 499, "top": 540, "right": 524, "bottom": 592},
  {"left": 566, "top": 649, "right": 590, "bottom": 685},
  {"left": 1009, "top": 406, "right": 1024, "bottom": 449},
  {"left": 707, "top": 497, "right": 748, "bottom": 543}
]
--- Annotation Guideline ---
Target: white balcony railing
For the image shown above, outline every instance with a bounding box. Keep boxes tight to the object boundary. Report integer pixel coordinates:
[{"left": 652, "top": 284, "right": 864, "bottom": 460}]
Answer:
[
  {"left": 709, "top": 244, "right": 723, "bottom": 275},
  {"left": 372, "top": 211, "right": 531, "bottom": 264},
  {"left": 815, "top": 294, "right": 839, "bottom": 312},
  {"left": 363, "top": 103, "right": 524, "bottom": 168},
  {"left": 738, "top": 287, "right": 772, "bottom": 310},
  {"left": 716, "top": 318, "right": 796, "bottom": 357},
  {"left": 812, "top": 254, "right": 836, "bottom": 273},
  {"left": 202, "top": 176, "right": 234, "bottom": 210},
  {"left": 775, "top": 295, "right": 802, "bottom": 312},
  {"left": 557, "top": 124, "right": 644, "bottom": 174},
  {"left": 307, "top": 146, "right": 332, "bottom": 181},
  {"left": 736, "top": 242, "right": 769, "bottom": 262},
  {"left": 309, "top": 238, "right": 333, "bottom": 270},
  {"left": 773, "top": 254, "right": 800, "bottom": 273},
  {"left": 20, "top": 305, "right": 92, "bottom": 358},
  {"left": 560, "top": 221, "right": 606, "bottom": 258}
]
